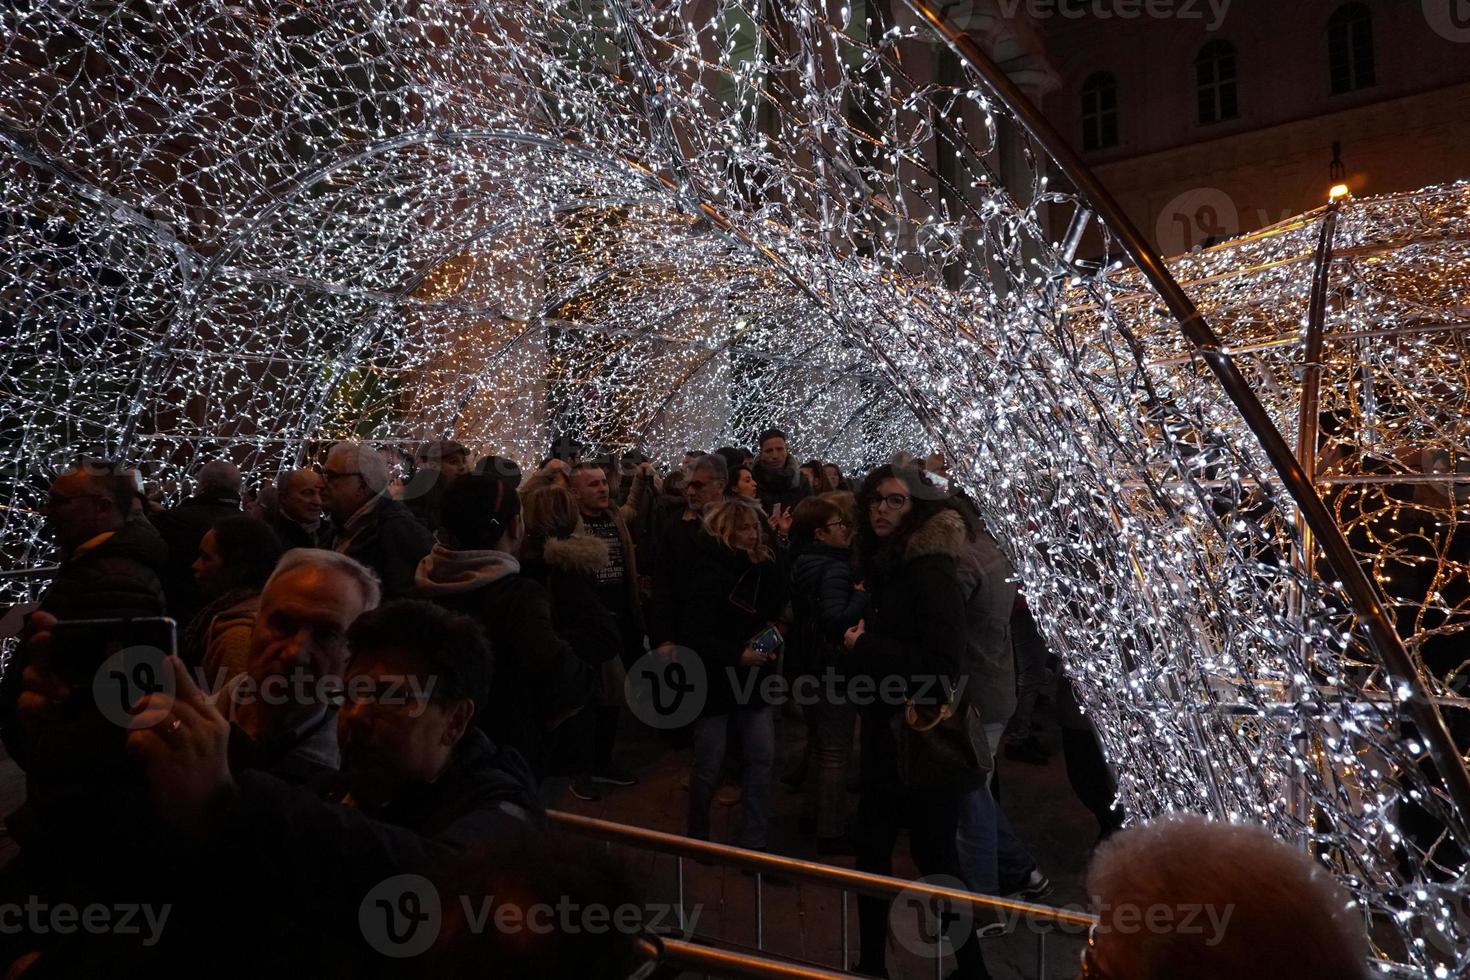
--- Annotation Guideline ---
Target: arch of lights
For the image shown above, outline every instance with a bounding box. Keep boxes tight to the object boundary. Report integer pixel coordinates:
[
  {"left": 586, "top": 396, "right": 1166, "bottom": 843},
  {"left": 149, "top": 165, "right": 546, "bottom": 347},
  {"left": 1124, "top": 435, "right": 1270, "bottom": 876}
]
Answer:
[{"left": 1, "top": 1, "right": 1467, "bottom": 974}]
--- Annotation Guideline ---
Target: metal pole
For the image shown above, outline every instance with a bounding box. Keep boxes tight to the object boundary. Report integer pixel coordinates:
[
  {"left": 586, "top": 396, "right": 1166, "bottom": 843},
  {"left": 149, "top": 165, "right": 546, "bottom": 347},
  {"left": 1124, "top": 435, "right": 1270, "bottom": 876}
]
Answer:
[
  {"left": 757, "top": 874, "right": 765, "bottom": 950},
  {"left": 1287, "top": 195, "right": 1343, "bottom": 833},
  {"left": 1037, "top": 929, "right": 1047, "bottom": 977},
  {"left": 901, "top": 0, "right": 1470, "bottom": 837},
  {"left": 841, "top": 890, "right": 850, "bottom": 971},
  {"left": 678, "top": 856, "right": 687, "bottom": 934}
]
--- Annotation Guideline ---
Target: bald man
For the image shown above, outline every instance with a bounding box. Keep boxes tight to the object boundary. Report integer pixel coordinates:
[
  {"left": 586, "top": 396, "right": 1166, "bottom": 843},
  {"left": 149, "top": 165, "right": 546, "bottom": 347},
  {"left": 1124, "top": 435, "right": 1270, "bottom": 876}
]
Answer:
[{"left": 272, "top": 467, "right": 330, "bottom": 549}]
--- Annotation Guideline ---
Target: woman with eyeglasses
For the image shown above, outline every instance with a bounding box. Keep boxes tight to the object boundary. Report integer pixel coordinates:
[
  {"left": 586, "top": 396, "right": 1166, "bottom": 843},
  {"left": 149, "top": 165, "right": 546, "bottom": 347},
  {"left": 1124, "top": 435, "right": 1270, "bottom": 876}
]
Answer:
[
  {"left": 786, "top": 496, "right": 866, "bottom": 854},
  {"left": 679, "top": 497, "right": 789, "bottom": 855},
  {"left": 843, "top": 464, "right": 991, "bottom": 979}
]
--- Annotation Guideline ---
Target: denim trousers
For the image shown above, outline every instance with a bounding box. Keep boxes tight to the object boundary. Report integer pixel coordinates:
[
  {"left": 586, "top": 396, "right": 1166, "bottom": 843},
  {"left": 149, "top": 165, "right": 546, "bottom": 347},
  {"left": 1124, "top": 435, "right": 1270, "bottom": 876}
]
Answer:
[
  {"left": 688, "top": 706, "right": 774, "bottom": 849},
  {"left": 955, "top": 723, "right": 1037, "bottom": 893}
]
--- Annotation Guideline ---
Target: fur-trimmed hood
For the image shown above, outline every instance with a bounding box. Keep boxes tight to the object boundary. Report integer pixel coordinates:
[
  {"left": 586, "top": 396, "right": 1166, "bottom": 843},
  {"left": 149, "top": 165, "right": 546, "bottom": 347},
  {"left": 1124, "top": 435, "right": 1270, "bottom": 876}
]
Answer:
[
  {"left": 541, "top": 533, "right": 609, "bottom": 576},
  {"left": 902, "top": 508, "right": 968, "bottom": 562}
]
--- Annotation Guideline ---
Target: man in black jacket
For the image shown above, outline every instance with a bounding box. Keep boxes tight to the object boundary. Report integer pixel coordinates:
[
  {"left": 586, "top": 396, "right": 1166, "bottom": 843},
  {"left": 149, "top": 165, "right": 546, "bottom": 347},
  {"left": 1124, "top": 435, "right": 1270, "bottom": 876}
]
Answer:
[
  {"left": 415, "top": 466, "right": 594, "bottom": 776},
  {"left": 323, "top": 441, "right": 432, "bottom": 600},
  {"left": 270, "top": 467, "right": 331, "bottom": 550},
  {"left": 648, "top": 453, "right": 728, "bottom": 653},
  {"left": 752, "top": 428, "right": 809, "bottom": 515},
  {"left": 150, "top": 459, "right": 242, "bottom": 621},
  {"left": 0, "top": 462, "right": 169, "bottom": 789},
  {"left": 124, "top": 600, "right": 542, "bottom": 976}
]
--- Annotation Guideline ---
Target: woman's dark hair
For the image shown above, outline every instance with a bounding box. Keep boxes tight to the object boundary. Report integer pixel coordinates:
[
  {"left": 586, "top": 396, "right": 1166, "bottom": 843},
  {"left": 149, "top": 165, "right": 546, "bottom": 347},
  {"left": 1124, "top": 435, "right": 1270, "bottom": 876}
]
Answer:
[
  {"left": 803, "top": 458, "right": 836, "bottom": 495},
  {"left": 208, "top": 516, "right": 284, "bottom": 592},
  {"left": 855, "top": 464, "right": 955, "bottom": 566}
]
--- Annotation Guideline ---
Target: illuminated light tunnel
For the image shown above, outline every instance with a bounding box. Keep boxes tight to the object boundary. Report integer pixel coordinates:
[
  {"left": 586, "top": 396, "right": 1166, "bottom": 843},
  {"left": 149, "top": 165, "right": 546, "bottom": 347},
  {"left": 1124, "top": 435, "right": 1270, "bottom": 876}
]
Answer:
[{"left": 1, "top": 2, "right": 1467, "bottom": 973}]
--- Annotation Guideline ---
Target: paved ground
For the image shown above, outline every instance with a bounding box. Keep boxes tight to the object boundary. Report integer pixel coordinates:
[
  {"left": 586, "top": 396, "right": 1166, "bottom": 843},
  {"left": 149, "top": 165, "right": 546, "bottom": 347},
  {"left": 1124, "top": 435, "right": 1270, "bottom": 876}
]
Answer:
[
  {"left": 0, "top": 696, "right": 1100, "bottom": 978},
  {"left": 552, "top": 697, "right": 1101, "bottom": 979}
]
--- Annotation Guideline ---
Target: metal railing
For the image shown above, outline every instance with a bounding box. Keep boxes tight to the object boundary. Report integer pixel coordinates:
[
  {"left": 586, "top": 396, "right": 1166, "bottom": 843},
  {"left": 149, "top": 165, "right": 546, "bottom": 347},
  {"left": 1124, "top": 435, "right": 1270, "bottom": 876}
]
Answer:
[{"left": 549, "top": 810, "right": 1096, "bottom": 978}]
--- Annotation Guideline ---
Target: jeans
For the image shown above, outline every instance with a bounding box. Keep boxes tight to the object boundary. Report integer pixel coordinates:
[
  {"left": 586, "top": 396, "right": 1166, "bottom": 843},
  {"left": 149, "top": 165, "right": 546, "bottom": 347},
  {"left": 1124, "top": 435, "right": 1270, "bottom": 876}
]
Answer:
[
  {"left": 801, "top": 695, "right": 857, "bottom": 838},
  {"left": 855, "top": 787, "right": 991, "bottom": 979},
  {"left": 956, "top": 723, "right": 1037, "bottom": 894},
  {"left": 688, "top": 707, "right": 774, "bottom": 849}
]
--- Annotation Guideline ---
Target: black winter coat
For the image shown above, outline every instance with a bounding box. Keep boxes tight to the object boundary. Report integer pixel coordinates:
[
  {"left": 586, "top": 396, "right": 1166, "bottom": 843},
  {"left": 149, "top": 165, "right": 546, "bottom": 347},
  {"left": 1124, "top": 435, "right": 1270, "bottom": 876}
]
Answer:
[
  {"left": 0, "top": 517, "right": 170, "bottom": 911},
  {"left": 188, "top": 728, "right": 543, "bottom": 977},
  {"left": 433, "top": 574, "right": 596, "bottom": 774},
  {"left": 850, "top": 509, "right": 971, "bottom": 791},
  {"left": 788, "top": 541, "right": 866, "bottom": 676},
  {"left": 752, "top": 456, "right": 810, "bottom": 514},
  {"left": 647, "top": 511, "right": 705, "bottom": 648},
  {"left": 335, "top": 496, "right": 433, "bottom": 600},
  {"left": 675, "top": 530, "right": 788, "bottom": 717},
  {"left": 150, "top": 492, "right": 241, "bottom": 620},
  {"left": 519, "top": 535, "right": 622, "bottom": 667}
]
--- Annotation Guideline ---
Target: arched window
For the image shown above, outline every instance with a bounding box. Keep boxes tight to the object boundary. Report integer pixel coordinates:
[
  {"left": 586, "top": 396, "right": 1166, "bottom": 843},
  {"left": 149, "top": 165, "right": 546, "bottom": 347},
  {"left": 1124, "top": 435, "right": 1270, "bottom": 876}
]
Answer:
[
  {"left": 1195, "top": 40, "right": 1238, "bottom": 125},
  {"left": 1080, "top": 72, "right": 1119, "bottom": 151},
  {"left": 1329, "top": 3, "right": 1375, "bottom": 94}
]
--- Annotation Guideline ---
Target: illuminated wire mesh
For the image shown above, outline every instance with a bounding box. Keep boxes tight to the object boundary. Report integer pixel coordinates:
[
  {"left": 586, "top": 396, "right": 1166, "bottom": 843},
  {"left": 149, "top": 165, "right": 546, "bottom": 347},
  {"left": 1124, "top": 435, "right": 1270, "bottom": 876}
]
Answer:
[{"left": 1, "top": 2, "right": 1467, "bottom": 974}]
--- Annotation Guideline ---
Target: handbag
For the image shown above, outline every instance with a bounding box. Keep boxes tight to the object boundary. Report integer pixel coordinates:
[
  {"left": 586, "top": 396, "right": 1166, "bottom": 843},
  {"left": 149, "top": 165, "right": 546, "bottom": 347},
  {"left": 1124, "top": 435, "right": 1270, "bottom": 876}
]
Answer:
[{"left": 890, "top": 686, "right": 992, "bottom": 792}]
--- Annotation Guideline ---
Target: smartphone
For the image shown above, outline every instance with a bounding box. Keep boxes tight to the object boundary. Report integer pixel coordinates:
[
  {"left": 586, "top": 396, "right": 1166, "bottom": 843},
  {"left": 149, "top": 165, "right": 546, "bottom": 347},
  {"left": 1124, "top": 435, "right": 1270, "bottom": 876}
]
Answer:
[
  {"left": 748, "top": 625, "right": 783, "bottom": 658},
  {"left": 49, "top": 616, "right": 177, "bottom": 689}
]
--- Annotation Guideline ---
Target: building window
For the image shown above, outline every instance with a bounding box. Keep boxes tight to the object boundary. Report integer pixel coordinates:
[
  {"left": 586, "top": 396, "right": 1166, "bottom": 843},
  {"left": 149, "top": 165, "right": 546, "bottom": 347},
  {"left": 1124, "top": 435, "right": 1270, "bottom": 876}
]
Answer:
[
  {"left": 1080, "top": 72, "right": 1119, "bottom": 151},
  {"left": 1329, "top": 3, "right": 1375, "bottom": 94},
  {"left": 1195, "top": 40, "right": 1238, "bottom": 125}
]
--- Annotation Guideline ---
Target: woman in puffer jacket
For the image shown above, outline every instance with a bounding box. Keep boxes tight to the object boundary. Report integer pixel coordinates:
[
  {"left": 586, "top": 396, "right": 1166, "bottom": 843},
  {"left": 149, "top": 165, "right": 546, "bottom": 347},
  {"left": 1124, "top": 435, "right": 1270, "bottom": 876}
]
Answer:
[
  {"left": 519, "top": 486, "right": 622, "bottom": 803},
  {"left": 786, "top": 495, "right": 865, "bottom": 854}
]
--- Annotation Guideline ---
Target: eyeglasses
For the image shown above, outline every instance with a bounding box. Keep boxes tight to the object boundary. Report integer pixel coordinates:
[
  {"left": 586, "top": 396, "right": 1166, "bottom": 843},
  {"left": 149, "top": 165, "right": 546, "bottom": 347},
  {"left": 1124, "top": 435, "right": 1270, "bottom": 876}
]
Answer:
[
  {"left": 822, "top": 520, "right": 851, "bottom": 530},
  {"left": 870, "top": 493, "right": 910, "bottom": 512},
  {"left": 685, "top": 480, "right": 708, "bottom": 492},
  {"left": 321, "top": 469, "right": 361, "bottom": 483}
]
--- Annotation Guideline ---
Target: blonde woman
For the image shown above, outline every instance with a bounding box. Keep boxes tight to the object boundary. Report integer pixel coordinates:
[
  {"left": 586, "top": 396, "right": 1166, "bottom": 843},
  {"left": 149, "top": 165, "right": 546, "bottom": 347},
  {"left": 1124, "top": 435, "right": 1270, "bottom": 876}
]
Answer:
[
  {"left": 519, "top": 485, "right": 623, "bottom": 802},
  {"left": 676, "top": 498, "right": 788, "bottom": 852}
]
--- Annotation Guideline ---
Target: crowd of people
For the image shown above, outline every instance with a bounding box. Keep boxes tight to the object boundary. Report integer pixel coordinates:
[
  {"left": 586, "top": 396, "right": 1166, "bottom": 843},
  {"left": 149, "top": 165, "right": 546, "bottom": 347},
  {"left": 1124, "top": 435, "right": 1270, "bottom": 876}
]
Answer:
[{"left": 0, "top": 429, "right": 1373, "bottom": 978}]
